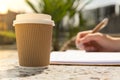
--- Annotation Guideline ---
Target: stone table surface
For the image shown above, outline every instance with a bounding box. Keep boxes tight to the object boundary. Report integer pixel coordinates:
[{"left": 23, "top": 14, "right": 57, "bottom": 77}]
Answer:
[{"left": 0, "top": 50, "right": 120, "bottom": 80}]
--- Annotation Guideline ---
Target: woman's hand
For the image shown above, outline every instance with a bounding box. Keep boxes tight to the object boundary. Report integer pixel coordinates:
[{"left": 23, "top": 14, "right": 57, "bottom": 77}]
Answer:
[{"left": 75, "top": 31, "right": 119, "bottom": 52}]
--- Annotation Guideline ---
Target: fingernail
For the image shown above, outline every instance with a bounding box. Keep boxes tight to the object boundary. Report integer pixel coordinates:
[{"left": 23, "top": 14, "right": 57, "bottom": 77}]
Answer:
[{"left": 76, "top": 43, "right": 84, "bottom": 50}]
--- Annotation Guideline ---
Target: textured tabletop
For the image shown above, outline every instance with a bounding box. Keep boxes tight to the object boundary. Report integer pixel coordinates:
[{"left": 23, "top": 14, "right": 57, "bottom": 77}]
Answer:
[{"left": 0, "top": 50, "right": 120, "bottom": 80}]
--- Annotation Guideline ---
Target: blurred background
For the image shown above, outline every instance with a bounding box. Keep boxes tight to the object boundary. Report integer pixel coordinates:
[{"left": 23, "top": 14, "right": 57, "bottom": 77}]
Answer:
[{"left": 0, "top": 0, "right": 120, "bottom": 51}]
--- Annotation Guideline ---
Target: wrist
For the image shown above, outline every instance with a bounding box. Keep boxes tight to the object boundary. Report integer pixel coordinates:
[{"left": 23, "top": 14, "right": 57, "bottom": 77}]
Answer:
[{"left": 111, "top": 37, "right": 120, "bottom": 52}]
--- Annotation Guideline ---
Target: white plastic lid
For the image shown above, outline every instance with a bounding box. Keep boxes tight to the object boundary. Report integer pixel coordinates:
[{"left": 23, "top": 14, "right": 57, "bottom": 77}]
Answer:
[{"left": 13, "top": 13, "right": 55, "bottom": 26}]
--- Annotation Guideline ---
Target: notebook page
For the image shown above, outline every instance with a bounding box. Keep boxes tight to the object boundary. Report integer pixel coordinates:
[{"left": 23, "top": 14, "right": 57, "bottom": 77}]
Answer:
[{"left": 50, "top": 50, "right": 120, "bottom": 65}]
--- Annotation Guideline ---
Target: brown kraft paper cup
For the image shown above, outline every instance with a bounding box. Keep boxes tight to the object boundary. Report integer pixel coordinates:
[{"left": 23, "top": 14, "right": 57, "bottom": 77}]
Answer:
[{"left": 15, "top": 23, "right": 53, "bottom": 67}]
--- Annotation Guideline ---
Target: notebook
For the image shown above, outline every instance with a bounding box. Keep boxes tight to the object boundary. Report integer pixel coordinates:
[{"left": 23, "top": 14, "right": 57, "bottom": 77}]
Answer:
[{"left": 50, "top": 50, "right": 120, "bottom": 65}]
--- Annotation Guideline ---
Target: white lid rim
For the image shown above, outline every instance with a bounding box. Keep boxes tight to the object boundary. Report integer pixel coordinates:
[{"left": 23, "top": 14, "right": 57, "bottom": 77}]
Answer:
[{"left": 13, "top": 19, "right": 55, "bottom": 26}]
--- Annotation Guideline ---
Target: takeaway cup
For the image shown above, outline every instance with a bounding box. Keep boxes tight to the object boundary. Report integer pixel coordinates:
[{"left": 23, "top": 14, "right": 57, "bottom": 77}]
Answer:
[{"left": 13, "top": 14, "right": 54, "bottom": 67}]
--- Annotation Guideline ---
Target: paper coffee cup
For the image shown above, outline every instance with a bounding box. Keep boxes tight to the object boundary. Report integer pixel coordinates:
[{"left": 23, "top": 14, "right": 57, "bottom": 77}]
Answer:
[{"left": 13, "top": 13, "right": 54, "bottom": 67}]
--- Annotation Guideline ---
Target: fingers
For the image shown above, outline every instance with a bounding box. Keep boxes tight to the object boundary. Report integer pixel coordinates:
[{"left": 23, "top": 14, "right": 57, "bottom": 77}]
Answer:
[
  {"left": 84, "top": 46, "right": 97, "bottom": 52},
  {"left": 83, "top": 41, "right": 102, "bottom": 52},
  {"left": 76, "top": 43, "right": 84, "bottom": 50},
  {"left": 75, "top": 30, "right": 92, "bottom": 47},
  {"left": 76, "top": 32, "right": 105, "bottom": 51},
  {"left": 81, "top": 33, "right": 102, "bottom": 44}
]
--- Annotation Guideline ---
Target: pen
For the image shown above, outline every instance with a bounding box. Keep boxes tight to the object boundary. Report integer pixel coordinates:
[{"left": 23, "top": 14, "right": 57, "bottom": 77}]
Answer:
[{"left": 92, "top": 18, "right": 109, "bottom": 33}]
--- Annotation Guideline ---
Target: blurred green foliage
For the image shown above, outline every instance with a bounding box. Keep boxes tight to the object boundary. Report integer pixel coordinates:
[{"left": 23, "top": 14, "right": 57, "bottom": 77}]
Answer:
[
  {"left": 0, "top": 31, "right": 16, "bottom": 44},
  {"left": 25, "top": 0, "right": 89, "bottom": 51}
]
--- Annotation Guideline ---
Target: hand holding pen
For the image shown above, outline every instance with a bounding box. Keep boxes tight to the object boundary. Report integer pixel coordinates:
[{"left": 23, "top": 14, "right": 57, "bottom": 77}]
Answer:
[{"left": 75, "top": 18, "right": 118, "bottom": 52}]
